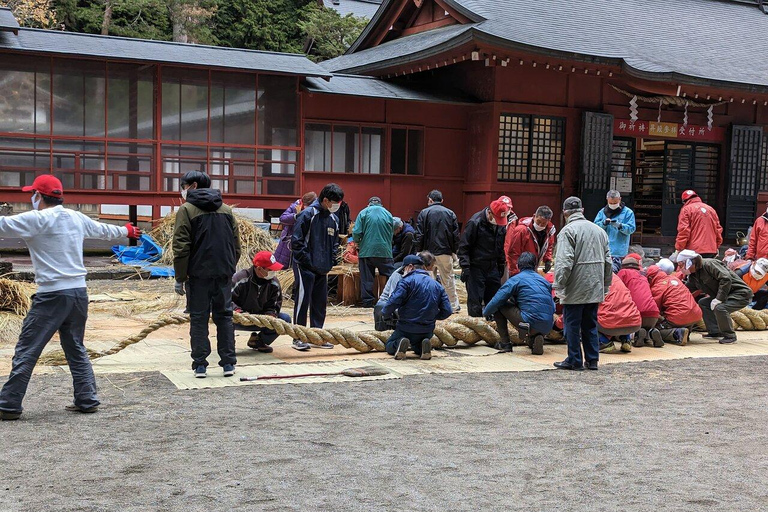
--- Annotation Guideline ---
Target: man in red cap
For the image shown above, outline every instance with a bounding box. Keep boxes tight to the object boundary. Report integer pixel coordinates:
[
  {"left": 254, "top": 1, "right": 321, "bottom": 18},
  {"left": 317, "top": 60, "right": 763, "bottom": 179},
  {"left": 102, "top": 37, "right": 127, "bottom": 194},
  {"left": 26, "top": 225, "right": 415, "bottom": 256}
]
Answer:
[
  {"left": 0, "top": 175, "right": 141, "bottom": 420},
  {"left": 504, "top": 205, "right": 556, "bottom": 277},
  {"left": 675, "top": 190, "right": 722, "bottom": 258},
  {"left": 231, "top": 251, "right": 291, "bottom": 353},
  {"left": 457, "top": 197, "right": 509, "bottom": 317}
]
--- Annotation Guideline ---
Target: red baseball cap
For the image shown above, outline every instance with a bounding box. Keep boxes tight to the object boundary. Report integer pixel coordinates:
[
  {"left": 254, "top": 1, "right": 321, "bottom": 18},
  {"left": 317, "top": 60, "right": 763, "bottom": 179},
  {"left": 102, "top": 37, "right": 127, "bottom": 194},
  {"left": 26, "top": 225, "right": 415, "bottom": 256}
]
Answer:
[
  {"left": 626, "top": 253, "right": 643, "bottom": 262},
  {"left": 489, "top": 197, "right": 511, "bottom": 224},
  {"left": 22, "top": 175, "right": 64, "bottom": 198},
  {"left": 252, "top": 251, "right": 283, "bottom": 271},
  {"left": 681, "top": 190, "right": 697, "bottom": 201}
]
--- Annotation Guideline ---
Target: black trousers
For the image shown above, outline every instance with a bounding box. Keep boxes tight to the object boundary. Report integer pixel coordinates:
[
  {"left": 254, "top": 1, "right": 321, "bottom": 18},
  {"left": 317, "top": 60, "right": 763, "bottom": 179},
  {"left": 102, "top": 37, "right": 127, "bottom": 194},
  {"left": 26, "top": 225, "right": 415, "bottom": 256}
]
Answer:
[
  {"left": 466, "top": 265, "right": 501, "bottom": 317},
  {"left": 187, "top": 276, "right": 237, "bottom": 369},
  {"left": 359, "top": 257, "right": 394, "bottom": 307},
  {"left": 294, "top": 264, "right": 328, "bottom": 328}
]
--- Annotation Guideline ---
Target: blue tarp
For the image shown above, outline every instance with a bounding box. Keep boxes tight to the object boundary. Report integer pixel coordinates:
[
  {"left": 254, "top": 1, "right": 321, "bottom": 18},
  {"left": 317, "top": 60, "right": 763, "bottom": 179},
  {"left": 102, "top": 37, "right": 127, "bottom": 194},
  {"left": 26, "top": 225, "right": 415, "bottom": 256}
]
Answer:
[{"left": 112, "top": 234, "right": 174, "bottom": 278}]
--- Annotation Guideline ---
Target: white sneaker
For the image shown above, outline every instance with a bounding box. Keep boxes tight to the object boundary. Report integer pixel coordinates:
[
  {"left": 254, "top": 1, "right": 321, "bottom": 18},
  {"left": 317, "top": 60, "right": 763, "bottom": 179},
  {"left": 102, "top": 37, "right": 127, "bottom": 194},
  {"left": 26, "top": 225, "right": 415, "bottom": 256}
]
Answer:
[{"left": 292, "top": 339, "right": 311, "bottom": 351}]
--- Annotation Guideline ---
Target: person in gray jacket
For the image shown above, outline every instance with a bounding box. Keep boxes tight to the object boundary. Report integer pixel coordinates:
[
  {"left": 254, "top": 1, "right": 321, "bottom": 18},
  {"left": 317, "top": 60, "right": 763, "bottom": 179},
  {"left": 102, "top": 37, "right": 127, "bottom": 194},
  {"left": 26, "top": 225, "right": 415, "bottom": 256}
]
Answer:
[{"left": 552, "top": 196, "right": 613, "bottom": 371}]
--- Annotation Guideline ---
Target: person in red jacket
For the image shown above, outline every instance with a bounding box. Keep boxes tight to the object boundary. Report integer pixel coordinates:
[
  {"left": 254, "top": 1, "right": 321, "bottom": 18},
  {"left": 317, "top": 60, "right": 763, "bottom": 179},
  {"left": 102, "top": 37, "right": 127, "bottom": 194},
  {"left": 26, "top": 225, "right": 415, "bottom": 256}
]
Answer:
[
  {"left": 674, "top": 190, "right": 723, "bottom": 258},
  {"left": 617, "top": 254, "right": 662, "bottom": 347},
  {"left": 504, "top": 205, "right": 556, "bottom": 276},
  {"left": 598, "top": 274, "right": 642, "bottom": 354},
  {"left": 746, "top": 203, "right": 768, "bottom": 261},
  {"left": 646, "top": 265, "right": 703, "bottom": 344}
]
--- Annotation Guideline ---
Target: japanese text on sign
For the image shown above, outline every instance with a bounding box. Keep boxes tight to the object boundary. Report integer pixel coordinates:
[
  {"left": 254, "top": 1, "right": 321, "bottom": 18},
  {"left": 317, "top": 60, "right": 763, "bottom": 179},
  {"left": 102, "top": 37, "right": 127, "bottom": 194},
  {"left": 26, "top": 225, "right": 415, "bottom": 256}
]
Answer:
[{"left": 613, "top": 119, "right": 724, "bottom": 143}]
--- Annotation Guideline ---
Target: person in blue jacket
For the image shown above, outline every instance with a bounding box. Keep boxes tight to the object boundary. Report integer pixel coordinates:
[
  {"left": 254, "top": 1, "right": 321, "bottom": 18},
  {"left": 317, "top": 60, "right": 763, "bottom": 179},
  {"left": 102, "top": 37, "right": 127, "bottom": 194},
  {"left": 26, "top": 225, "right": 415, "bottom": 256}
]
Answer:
[
  {"left": 483, "top": 252, "right": 555, "bottom": 355},
  {"left": 381, "top": 254, "right": 452, "bottom": 360},
  {"left": 594, "top": 190, "right": 636, "bottom": 272},
  {"left": 290, "top": 183, "right": 343, "bottom": 351}
]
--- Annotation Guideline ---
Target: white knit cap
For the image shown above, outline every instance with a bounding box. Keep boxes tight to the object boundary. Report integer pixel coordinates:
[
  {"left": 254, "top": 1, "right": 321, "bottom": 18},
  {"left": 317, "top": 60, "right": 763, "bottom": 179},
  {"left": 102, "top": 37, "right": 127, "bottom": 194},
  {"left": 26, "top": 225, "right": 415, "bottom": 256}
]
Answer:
[
  {"left": 674, "top": 249, "right": 699, "bottom": 263},
  {"left": 657, "top": 258, "right": 675, "bottom": 274}
]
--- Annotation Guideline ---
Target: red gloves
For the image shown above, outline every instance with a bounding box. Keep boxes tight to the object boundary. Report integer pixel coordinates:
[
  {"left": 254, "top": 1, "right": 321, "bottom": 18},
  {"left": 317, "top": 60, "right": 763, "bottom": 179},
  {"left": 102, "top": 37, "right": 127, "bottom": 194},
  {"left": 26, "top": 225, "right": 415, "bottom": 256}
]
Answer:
[{"left": 124, "top": 223, "right": 142, "bottom": 239}]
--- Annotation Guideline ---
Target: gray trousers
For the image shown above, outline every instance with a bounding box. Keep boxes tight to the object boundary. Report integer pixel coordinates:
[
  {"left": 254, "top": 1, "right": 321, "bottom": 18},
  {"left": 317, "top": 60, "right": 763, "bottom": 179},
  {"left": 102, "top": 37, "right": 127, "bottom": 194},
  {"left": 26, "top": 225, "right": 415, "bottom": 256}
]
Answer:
[
  {"left": 698, "top": 295, "right": 750, "bottom": 337},
  {"left": 0, "top": 289, "right": 98, "bottom": 414}
]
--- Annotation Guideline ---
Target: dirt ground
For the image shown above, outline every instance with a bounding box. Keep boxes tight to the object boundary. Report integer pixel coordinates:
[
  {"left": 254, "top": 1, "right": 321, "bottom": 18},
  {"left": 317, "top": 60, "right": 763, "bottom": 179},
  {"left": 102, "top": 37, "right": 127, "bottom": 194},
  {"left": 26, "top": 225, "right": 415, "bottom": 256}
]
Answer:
[{"left": 0, "top": 356, "right": 766, "bottom": 511}]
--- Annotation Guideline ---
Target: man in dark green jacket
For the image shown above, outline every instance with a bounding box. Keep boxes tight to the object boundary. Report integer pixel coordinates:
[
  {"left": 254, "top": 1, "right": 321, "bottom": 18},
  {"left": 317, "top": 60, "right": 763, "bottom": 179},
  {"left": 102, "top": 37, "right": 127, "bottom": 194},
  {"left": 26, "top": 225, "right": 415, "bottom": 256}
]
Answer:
[
  {"left": 353, "top": 197, "right": 395, "bottom": 307},
  {"left": 173, "top": 171, "right": 241, "bottom": 378}
]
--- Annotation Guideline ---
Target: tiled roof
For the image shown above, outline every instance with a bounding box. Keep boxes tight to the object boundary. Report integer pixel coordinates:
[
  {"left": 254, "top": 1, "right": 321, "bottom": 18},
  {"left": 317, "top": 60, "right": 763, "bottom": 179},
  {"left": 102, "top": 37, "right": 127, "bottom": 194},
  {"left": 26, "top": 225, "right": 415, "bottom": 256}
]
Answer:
[
  {"left": 0, "top": 7, "right": 20, "bottom": 34},
  {"left": 0, "top": 26, "right": 331, "bottom": 78},
  {"left": 322, "top": 0, "right": 382, "bottom": 18},
  {"left": 304, "top": 74, "right": 478, "bottom": 103}
]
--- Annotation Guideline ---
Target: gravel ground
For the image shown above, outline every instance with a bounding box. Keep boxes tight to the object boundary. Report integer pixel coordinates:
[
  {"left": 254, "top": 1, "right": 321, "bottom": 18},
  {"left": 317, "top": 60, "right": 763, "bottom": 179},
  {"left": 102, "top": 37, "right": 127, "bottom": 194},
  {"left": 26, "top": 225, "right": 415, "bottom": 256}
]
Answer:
[{"left": 1, "top": 356, "right": 767, "bottom": 511}]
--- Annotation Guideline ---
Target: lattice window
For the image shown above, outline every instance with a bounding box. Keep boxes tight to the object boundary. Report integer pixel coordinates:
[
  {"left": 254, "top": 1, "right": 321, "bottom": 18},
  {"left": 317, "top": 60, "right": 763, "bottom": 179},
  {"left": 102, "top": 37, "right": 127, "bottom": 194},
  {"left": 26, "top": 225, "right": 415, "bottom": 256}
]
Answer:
[
  {"left": 497, "top": 114, "right": 564, "bottom": 183},
  {"left": 759, "top": 133, "right": 768, "bottom": 192}
]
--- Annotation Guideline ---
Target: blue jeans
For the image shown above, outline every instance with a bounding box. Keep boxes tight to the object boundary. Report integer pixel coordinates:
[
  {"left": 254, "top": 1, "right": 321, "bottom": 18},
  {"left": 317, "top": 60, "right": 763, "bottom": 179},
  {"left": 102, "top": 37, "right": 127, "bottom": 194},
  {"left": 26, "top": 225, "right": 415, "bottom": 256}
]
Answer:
[
  {"left": 234, "top": 312, "right": 291, "bottom": 345},
  {"left": 385, "top": 328, "right": 433, "bottom": 356},
  {"left": 0, "top": 289, "right": 98, "bottom": 414},
  {"left": 562, "top": 303, "right": 599, "bottom": 368}
]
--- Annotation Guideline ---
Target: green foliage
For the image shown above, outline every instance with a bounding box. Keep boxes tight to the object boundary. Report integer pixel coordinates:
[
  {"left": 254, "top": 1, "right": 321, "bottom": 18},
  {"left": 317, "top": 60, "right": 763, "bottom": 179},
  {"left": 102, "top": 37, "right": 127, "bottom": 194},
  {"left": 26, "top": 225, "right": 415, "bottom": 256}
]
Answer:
[
  {"left": 212, "top": 0, "right": 314, "bottom": 53},
  {"left": 298, "top": 3, "right": 367, "bottom": 62},
  {"left": 54, "top": 0, "right": 171, "bottom": 39}
]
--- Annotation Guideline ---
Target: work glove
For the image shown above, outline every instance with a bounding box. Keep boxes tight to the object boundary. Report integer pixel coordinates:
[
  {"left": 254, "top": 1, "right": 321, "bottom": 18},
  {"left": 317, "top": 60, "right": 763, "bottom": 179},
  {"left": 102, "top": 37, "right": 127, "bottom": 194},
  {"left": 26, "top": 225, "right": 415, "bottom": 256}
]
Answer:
[
  {"left": 710, "top": 298, "right": 722, "bottom": 311},
  {"left": 603, "top": 219, "right": 612, "bottom": 226},
  {"left": 124, "top": 223, "right": 142, "bottom": 239},
  {"left": 174, "top": 281, "right": 186, "bottom": 296},
  {"left": 460, "top": 269, "right": 469, "bottom": 283},
  {"left": 544, "top": 260, "right": 552, "bottom": 273}
]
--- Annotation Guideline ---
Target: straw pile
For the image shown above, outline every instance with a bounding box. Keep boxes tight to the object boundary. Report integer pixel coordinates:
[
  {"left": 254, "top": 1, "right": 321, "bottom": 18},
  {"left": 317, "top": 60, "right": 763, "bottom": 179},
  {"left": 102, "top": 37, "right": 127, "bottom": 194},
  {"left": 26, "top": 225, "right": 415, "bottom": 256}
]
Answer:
[
  {"left": 0, "top": 278, "right": 32, "bottom": 316},
  {"left": 150, "top": 210, "right": 276, "bottom": 270}
]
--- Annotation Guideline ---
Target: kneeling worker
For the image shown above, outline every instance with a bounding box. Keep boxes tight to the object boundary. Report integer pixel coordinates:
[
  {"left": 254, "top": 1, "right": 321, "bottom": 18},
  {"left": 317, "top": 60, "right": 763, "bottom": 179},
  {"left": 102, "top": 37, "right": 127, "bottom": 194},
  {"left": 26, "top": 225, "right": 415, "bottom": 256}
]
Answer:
[
  {"left": 483, "top": 252, "right": 555, "bottom": 355},
  {"left": 645, "top": 264, "right": 702, "bottom": 345},
  {"left": 232, "top": 251, "right": 291, "bottom": 353},
  {"left": 381, "top": 254, "right": 452, "bottom": 360},
  {"left": 374, "top": 251, "right": 436, "bottom": 331},
  {"left": 598, "top": 274, "right": 642, "bottom": 353}
]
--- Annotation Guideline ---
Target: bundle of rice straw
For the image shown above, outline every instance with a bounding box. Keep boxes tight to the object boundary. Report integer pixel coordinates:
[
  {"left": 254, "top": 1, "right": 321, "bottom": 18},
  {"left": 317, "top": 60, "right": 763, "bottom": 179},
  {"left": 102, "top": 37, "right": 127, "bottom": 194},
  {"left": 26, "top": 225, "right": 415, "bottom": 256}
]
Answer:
[
  {"left": 150, "top": 210, "right": 276, "bottom": 270},
  {"left": 0, "top": 278, "right": 32, "bottom": 316}
]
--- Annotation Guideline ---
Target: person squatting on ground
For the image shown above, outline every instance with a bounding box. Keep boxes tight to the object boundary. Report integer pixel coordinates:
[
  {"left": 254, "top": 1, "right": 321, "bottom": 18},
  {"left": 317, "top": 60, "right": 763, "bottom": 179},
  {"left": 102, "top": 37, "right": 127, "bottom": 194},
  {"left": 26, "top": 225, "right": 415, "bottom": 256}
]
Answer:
[
  {"left": 742, "top": 258, "right": 768, "bottom": 310},
  {"left": 552, "top": 196, "right": 613, "bottom": 371},
  {"left": 674, "top": 190, "right": 723, "bottom": 258},
  {"left": 0, "top": 175, "right": 142, "bottom": 420},
  {"left": 392, "top": 217, "right": 416, "bottom": 267},
  {"left": 457, "top": 197, "right": 509, "bottom": 318},
  {"left": 173, "top": 171, "right": 241, "bottom": 379},
  {"left": 231, "top": 251, "right": 291, "bottom": 354},
  {"left": 381, "top": 255, "right": 452, "bottom": 360},
  {"left": 374, "top": 251, "right": 437, "bottom": 331},
  {"left": 353, "top": 196, "right": 394, "bottom": 308},
  {"left": 645, "top": 264, "right": 702, "bottom": 345},
  {"left": 598, "top": 274, "right": 643, "bottom": 354},
  {"left": 483, "top": 252, "right": 555, "bottom": 355},
  {"left": 274, "top": 191, "right": 316, "bottom": 269},
  {"left": 617, "top": 254, "right": 662, "bottom": 347},
  {"left": 594, "top": 190, "right": 636, "bottom": 273},
  {"left": 505, "top": 206, "right": 556, "bottom": 277},
  {"left": 290, "top": 183, "right": 343, "bottom": 351},
  {"left": 415, "top": 189, "right": 461, "bottom": 313},
  {"left": 676, "top": 250, "right": 752, "bottom": 344}
]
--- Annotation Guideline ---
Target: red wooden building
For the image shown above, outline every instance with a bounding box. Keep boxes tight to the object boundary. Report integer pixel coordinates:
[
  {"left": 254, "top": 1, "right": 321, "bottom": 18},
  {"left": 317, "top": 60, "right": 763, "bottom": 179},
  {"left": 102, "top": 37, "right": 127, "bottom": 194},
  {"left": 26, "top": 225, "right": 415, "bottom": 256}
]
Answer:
[{"left": 2, "top": 1, "right": 768, "bottom": 243}]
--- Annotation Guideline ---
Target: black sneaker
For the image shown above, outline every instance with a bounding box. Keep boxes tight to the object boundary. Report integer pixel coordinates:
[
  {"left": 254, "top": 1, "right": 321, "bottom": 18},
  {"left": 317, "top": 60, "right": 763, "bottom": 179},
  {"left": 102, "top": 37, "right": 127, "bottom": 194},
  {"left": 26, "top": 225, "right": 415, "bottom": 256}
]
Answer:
[
  {"left": 496, "top": 340, "right": 513, "bottom": 353},
  {"left": 65, "top": 404, "right": 99, "bottom": 414},
  {"left": 650, "top": 328, "right": 664, "bottom": 348},
  {"left": 702, "top": 333, "right": 723, "bottom": 340},
  {"left": 394, "top": 338, "right": 409, "bottom": 360},
  {"left": 420, "top": 339, "right": 432, "bottom": 360},
  {"left": 719, "top": 335, "right": 737, "bottom": 344},
  {"left": 0, "top": 411, "right": 21, "bottom": 421},
  {"left": 531, "top": 334, "right": 544, "bottom": 356},
  {"left": 586, "top": 360, "right": 598, "bottom": 371},
  {"left": 633, "top": 328, "right": 647, "bottom": 347},
  {"left": 193, "top": 366, "right": 207, "bottom": 378}
]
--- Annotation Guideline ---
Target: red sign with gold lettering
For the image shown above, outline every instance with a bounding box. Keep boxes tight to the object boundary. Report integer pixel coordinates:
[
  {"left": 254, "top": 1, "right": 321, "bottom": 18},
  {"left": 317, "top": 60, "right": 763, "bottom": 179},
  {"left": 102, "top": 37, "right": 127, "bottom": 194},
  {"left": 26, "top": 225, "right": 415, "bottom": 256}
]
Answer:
[{"left": 613, "top": 119, "right": 725, "bottom": 143}]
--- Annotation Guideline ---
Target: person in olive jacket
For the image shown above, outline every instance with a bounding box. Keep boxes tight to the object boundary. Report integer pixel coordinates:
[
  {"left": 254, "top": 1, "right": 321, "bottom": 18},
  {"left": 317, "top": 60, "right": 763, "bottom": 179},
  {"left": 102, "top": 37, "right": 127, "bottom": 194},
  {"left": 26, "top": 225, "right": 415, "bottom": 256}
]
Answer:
[
  {"left": 173, "top": 171, "right": 241, "bottom": 378},
  {"left": 676, "top": 250, "right": 752, "bottom": 344}
]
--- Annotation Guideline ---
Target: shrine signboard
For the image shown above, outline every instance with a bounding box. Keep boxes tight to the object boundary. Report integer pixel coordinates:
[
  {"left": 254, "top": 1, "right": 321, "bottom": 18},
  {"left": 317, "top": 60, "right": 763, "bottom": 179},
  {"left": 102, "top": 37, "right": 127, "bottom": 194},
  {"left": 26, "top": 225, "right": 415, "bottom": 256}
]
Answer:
[{"left": 613, "top": 119, "right": 725, "bottom": 143}]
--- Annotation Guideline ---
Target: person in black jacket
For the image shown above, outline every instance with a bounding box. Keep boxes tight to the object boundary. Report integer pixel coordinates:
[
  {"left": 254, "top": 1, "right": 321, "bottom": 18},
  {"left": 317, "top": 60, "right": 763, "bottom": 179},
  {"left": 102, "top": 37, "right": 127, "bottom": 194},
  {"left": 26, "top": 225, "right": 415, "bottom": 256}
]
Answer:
[
  {"left": 172, "top": 171, "right": 241, "bottom": 378},
  {"left": 457, "top": 198, "right": 510, "bottom": 317},
  {"left": 290, "top": 183, "right": 343, "bottom": 351},
  {"left": 415, "top": 190, "right": 461, "bottom": 312},
  {"left": 392, "top": 217, "right": 416, "bottom": 267},
  {"left": 232, "top": 251, "right": 291, "bottom": 353}
]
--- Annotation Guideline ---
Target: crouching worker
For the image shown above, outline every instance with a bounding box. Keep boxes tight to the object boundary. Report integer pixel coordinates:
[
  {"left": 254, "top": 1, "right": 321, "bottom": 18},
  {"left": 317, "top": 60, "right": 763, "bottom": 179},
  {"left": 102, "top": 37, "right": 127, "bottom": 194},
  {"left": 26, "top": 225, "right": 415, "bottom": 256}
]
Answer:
[
  {"left": 232, "top": 251, "right": 291, "bottom": 353},
  {"left": 482, "top": 252, "right": 554, "bottom": 355},
  {"left": 617, "top": 254, "right": 661, "bottom": 347},
  {"left": 0, "top": 176, "right": 142, "bottom": 420},
  {"left": 381, "top": 254, "right": 452, "bottom": 360},
  {"left": 645, "top": 265, "right": 702, "bottom": 345},
  {"left": 374, "top": 251, "right": 437, "bottom": 331},
  {"left": 598, "top": 274, "right": 642, "bottom": 353},
  {"left": 677, "top": 251, "right": 752, "bottom": 344}
]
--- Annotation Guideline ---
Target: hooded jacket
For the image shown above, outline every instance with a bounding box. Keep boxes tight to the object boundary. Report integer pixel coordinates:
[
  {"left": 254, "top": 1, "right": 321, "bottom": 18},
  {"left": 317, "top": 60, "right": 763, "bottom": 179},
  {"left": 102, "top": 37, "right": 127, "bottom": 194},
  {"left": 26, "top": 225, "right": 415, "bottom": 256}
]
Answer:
[
  {"left": 353, "top": 203, "right": 394, "bottom": 259},
  {"left": 598, "top": 274, "right": 642, "bottom": 330},
  {"left": 617, "top": 265, "right": 660, "bottom": 318},
  {"left": 231, "top": 267, "right": 282, "bottom": 316},
  {"left": 274, "top": 199, "right": 301, "bottom": 267},
  {"left": 646, "top": 266, "right": 703, "bottom": 326},
  {"left": 594, "top": 203, "right": 636, "bottom": 259},
  {"left": 393, "top": 223, "right": 416, "bottom": 263},
  {"left": 291, "top": 200, "right": 340, "bottom": 275},
  {"left": 457, "top": 208, "right": 506, "bottom": 270},
  {"left": 483, "top": 269, "right": 555, "bottom": 334},
  {"left": 381, "top": 269, "right": 452, "bottom": 333},
  {"left": 675, "top": 197, "right": 723, "bottom": 254},
  {"left": 504, "top": 216, "right": 556, "bottom": 276},
  {"left": 686, "top": 258, "right": 753, "bottom": 303},
  {"left": 173, "top": 188, "right": 241, "bottom": 281},
  {"left": 746, "top": 212, "right": 768, "bottom": 261},
  {"left": 415, "top": 202, "right": 460, "bottom": 256}
]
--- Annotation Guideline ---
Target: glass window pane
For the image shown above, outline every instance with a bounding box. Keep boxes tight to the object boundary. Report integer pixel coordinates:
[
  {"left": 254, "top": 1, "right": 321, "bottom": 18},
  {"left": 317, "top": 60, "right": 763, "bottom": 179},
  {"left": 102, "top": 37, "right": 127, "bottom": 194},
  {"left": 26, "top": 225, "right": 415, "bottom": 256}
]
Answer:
[
  {"left": 52, "top": 60, "right": 105, "bottom": 137},
  {"left": 161, "top": 144, "right": 207, "bottom": 191},
  {"left": 0, "top": 137, "right": 48, "bottom": 187},
  {"left": 108, "top": 63, "right": 155, "bottom": 139},
  {"left": 407, "top": 129, "right": 423, "bottom": 175},
  {"left": 211, "top": 72, "right": 255, "bottom": 145},
  {"left": 361, "top": 127, "right": 383, "bottom": 174},
  {"left": 258, "top": 75, "right": 297, "bottom": 147},
  {"left": 332, "top": 125, "right": 359, "bottom": 173},
  {"left": 52, "top": 140, "right": 105, "bottom": 190},
  {"left": 0, "top": 55, "right": 50, "bottom": 135},
  {"left": 304, "top": 123, "right": 331, "bottom": 171},
  {"left": 390, "top": 128, "right": 406, "bottom": 174},
  {"left": 107, "top": 143, "right": 154, "bottom": 191},
  {"left": 162, "top": 68, "right": 208, "bottom": 142}
]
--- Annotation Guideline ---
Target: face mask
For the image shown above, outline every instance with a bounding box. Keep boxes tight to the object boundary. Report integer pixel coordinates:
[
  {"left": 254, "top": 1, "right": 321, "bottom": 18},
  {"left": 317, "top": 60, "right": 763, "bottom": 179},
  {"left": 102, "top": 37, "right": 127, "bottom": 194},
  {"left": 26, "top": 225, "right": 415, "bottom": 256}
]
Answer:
[
  {"left": 265, "top": 270, "right": 277, "bottom": 279},
  {"left": 608, "top": 203, "right": 620, "bottom": 210},
  {"left": 181, "top": 188, "right": 188, "bottom": 200},
  {"left": 31, "top": 193, "right": 40, "bottom": 211},
  {"left": 329, "top": 202, "right": 341, "bottom": 213},
  {"left": 488, "top": 216, "right": 498, "bottom": 226},
  {"left": 533, "top": 223, "right": 546, "bottom": 232}
]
